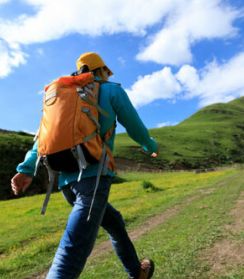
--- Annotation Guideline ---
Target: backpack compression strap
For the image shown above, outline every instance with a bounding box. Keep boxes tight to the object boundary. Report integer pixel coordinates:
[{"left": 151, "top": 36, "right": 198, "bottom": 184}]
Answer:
[
  {"left": 86, "top": 144, "right": 107, "bottom": 222},
  {"left": 40, "top": 160, "right": 57, "bottom": 215},
  {"left": 86, "top": 124, "right": 116, "bottom": 222}
]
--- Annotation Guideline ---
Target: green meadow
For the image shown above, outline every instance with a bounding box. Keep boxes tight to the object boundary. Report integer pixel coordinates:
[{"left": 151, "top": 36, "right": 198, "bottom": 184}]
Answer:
[
  {"left": 1, "top": 97, "right": 244, "bottom": 278},
  {"left": 114, "top": 97, "right": 244, "bottom": 169},
  {"left": 1, "top": 97, "right": 244, "bottom": 200},
  {"left": 0, "top": 167, "right": 243, "bottom": 279}
]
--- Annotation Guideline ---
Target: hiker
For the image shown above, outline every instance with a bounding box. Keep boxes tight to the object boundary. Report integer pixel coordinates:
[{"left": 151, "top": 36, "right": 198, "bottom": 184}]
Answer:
[{"left": 11, "top": 52, "right": 158, "bottom": 279}]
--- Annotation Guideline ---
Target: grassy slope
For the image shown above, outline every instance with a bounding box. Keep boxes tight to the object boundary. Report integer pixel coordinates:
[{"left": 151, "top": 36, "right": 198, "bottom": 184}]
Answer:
[
  {"left": 0, "top": 167, "right": 243, "bottom": 278},
  {"left": 83, "top": 168, "right": 244, "bottom": 279},
  {"left": 0, "top": 131, "right": 33, "bottom": 199},
  {"left": 1, "top": 97, "right": 244, "bottom": 200},
  {"left": 114, "top": 97, "right": 244, "bottom": 169},
  {"left": 0, "top": 131, "right": 49, "bottom": 200}
]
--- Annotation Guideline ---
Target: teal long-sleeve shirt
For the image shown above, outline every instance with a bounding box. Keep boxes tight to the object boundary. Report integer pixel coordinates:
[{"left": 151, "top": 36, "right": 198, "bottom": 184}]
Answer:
[{"left": 17, "top": 81, "right": 158, "bottom": 189}]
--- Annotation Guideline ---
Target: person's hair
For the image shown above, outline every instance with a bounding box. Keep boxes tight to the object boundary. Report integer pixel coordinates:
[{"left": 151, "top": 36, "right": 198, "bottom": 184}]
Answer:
[
  {"left": 79, "top": 65, "right": 90, "bottom": 73},
  {"left": 92, "top": 67, "right": 109, "bottom": 81},
  {"left": 71, "top": 65, "right": 109, "bottom": 81},
  {"left": 71, "top": 65, "right": 89, "bottom": 76}
]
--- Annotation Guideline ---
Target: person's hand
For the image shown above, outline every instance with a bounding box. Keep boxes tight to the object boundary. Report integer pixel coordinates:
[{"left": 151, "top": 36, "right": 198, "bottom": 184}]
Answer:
[
  {"left": 151, "top": 152, "right": 158, "bottom": 158},
  {"left": 11, "top": 173, "right": 33, "bottom": 195}
]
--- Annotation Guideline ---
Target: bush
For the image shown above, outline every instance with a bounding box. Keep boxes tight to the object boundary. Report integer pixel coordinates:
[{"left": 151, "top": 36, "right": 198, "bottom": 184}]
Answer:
[{"left": 141, "top": 180, "right": 162, "bottom": 192}]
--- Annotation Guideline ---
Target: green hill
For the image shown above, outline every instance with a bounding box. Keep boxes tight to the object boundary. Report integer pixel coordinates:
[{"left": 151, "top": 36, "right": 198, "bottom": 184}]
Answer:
[
  {"left": 114, "top": 97, "right": 244, "bottom": 169},
  {"left": 0, "top": 168, "right": 243, "bottom": 278},
  {"left": 0, "top": 129, "right": 48, "bottom": 200},
  {"left": 1, "top": 97, "right": 244, "bottom": 200}
]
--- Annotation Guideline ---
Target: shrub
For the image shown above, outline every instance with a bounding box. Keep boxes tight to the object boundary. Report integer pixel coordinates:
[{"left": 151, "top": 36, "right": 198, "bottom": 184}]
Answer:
[{"left": 141, "top": 180, "right": 162, "bottom": 192}]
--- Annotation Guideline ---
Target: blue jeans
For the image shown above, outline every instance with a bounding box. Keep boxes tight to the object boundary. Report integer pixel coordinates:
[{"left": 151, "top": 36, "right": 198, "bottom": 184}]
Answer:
[{"left": 46, "top": 176, "right": 141, "bottom": 279}]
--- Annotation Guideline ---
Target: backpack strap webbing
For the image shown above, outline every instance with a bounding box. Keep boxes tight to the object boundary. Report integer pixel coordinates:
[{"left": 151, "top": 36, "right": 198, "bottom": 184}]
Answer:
[
  {"left": 87, "top": 144, "right": 107, "bottom": 221},
  {"left": 41, "top": 160, "right": 57, "bottom": 215},
  {"left": 83, "top": 130, "right": 97, "bottom": 143},
  {"left": 81, "top": 108, "right": 101, "bottom": 130},
  {"left": 86, "top": 124, "right": 116, "bottom": 222},
  {"left": 71, "top": 145, "right": 87, "bottom": 182},
  {"left": 80, "top": 94, "right": 109, "bottom": 117}
]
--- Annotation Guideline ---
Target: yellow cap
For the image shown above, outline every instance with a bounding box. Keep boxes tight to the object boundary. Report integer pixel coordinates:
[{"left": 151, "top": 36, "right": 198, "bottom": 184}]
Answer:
[{"left": 76, "top": 52, "right": 113, "bottom": 76}]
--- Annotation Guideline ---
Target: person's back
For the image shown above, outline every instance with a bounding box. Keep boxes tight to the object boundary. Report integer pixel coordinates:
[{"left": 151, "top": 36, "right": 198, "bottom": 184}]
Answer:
[
  {"left": 11, "top": 52, "right": 157, "bottom": 279},
  {"left": 58, "top": 63, "right": 157, "bottom": 188}
]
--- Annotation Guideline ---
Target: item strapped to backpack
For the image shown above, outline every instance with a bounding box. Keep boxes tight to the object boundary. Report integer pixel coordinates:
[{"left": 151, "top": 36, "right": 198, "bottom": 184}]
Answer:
[{"left": 35, "top": 72, "right": 115, "bottom": 217}]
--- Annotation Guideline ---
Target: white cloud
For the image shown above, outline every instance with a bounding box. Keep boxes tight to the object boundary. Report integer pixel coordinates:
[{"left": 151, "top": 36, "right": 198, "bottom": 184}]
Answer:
[
  {"left": 0, "top": 0, "right": 174, "bottom": 44},
  {"left": 0, "top": 0, "right": 11, "bottom": 4},
  {"left": 176, "top": 52, "right": 244, "bottom": 106},
  {"left": 118, "top": 56, "right": 126, "bottom": 66},
  {"left": 176, "top": 65, "right": 200, "bottom": 98},
  {"left": 126, "top": 67, "right": 181, "bottom": 108},
  {"left": 36, "top": 48, "right": 44, "bottom": 56},
  {"left": 137, "top": 26, "right": 193, "bottom": 66},
  {"left": 0, "top": 0, "right": 241, "bottom": 77},
  {"left": 127, "top": 52, "right": 244, "bottom": 108},
  {"left": 0, "top": 40, "right": 27, "bottom": 78},
  {"left": 0, "top": 0, "right": 239, "bottom": 48},
  {"left": 137, "top": 0, "right": 240, "bottom": 66},
  {"left": 156, "top": 121, "right": 178, "bottom": 128},
  {"left": 0, "top": 0, "right": 174, "bottom": 76}
]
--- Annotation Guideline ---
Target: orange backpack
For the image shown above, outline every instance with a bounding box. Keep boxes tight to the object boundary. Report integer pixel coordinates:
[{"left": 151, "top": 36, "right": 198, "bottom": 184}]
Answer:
[{"left": 35, "top": 72, "right": 115, "bottom": 216}]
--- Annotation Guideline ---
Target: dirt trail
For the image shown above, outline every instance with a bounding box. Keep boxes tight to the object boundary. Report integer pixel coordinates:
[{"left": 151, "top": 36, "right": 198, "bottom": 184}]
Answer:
[
  {"left": 30, "top": 176, "right": 243, "bottom": 279},
  {"left": 92, "top": 200, "right": 185, "bottom": 258},
  {"left": 200, "top": 192, "right": 244, "bottom": 278},
  {"left": 30, "top": 203, "right": 187, "bottom": 279},
  {"left": 29, "top": 187, "right": 215, "bottom": 279}
]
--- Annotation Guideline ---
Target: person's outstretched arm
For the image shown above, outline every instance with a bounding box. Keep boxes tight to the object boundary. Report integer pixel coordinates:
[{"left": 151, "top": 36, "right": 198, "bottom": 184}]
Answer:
[
  {"left": 11, "top": 141, "right": 38, "bottom": 195},
  {"left": 111, "top": 85, "right": 158, "bottom": 156}
]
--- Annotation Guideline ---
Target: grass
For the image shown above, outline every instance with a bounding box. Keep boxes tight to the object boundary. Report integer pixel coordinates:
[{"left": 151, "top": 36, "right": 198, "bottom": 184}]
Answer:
[
  {"left": 1, "top": 97, "right": 244, "bottom": 201},
  {"left": 114, "top": 97, "right": 244, "bottom": 169},
  {"left": 0, "top": 131, "right": 49, "bottom": 201},
  {"left": 81, "top": 168, "right": 244, "bottom": 279},
  {"left": 0, "top": 167, "right": 243, "bottom": 278}
]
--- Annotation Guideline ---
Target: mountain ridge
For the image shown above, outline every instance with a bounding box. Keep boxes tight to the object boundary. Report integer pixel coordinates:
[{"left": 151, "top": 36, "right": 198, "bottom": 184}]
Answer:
[
  {"left": 1, "top": 96, "right": 244, "bottom": 199},
  {"left": 114, "top": 96, "right": 244, "bottom": 169}
]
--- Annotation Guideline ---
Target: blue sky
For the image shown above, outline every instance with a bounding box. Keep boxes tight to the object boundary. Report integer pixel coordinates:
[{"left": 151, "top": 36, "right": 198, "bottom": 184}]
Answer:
[{"left": 0, "top": 0, "right": 243, "bottom": 134}]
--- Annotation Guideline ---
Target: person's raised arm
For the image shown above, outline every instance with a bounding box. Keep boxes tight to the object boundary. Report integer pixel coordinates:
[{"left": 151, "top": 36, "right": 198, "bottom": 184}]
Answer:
[{"left": 111, "top": 85, "right": 158, "bottom": 157}]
